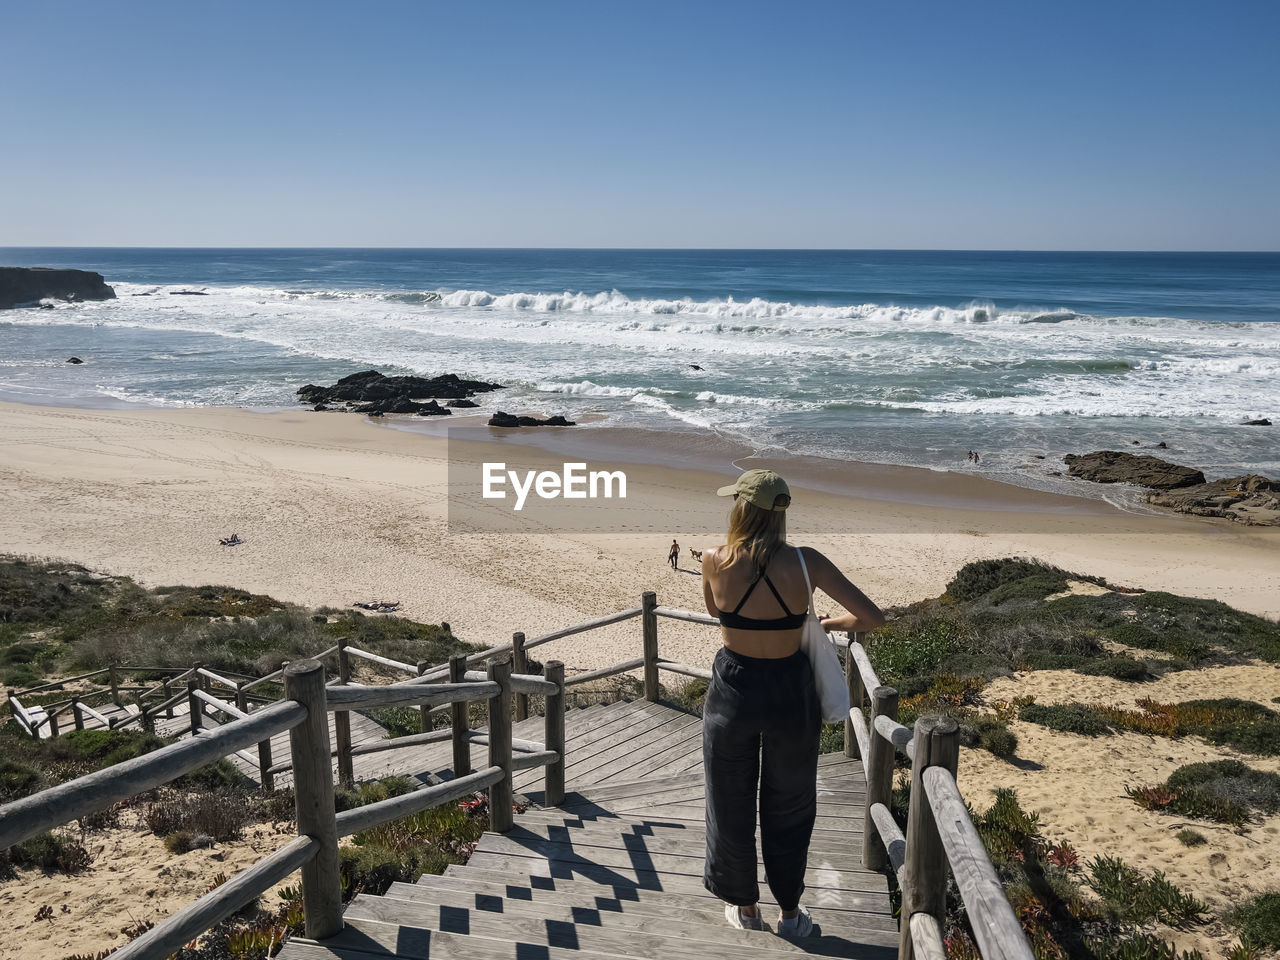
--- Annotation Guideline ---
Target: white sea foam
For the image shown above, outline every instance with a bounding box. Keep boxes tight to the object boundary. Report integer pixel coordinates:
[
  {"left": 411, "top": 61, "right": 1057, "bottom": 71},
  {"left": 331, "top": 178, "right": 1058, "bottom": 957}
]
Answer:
[{"left": 7, "top": 281, "right": 1278, "bottom": 448}]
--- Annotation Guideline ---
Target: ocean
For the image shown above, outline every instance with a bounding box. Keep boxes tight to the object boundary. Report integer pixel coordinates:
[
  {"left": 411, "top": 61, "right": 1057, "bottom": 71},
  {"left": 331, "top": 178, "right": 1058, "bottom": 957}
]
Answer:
[{"left": 1, "top": 248, "right": 1277, "bottom": 495}]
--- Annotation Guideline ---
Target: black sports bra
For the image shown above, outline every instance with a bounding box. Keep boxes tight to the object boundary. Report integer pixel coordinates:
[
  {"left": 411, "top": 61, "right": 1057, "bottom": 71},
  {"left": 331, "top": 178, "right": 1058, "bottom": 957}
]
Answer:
[{"left": 716, "top": 558, "right": 808, "bottom": 631}]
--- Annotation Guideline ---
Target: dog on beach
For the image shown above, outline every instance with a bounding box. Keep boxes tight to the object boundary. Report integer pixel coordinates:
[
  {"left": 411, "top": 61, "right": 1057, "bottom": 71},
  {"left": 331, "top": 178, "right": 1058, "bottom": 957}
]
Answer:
[{"left": 690, "top": 548, "right": 703, "bottom": 562}]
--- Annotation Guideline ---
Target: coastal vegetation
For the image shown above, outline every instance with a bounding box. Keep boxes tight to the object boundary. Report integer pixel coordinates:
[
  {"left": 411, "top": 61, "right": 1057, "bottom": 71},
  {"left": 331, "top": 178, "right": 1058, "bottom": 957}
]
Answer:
[
  {"left": 0, "top": 555, "right": 476, "bottom": 692},
  {"left": 4, "top": 554, "right": 1279, "bottom": 960}
]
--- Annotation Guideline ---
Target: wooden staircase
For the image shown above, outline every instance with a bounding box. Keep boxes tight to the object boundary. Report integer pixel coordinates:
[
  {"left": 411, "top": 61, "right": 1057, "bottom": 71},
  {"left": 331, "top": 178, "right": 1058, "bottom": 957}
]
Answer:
[{"left": 279, "top": 699, "right": 897, "bottom": 960}]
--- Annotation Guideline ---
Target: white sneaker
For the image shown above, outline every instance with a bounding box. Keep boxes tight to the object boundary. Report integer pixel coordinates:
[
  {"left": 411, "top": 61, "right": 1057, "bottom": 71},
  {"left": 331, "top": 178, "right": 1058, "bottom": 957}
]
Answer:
[
  {"left": 777, "top": 906, "right": 813, "bottom": 938},
  {"left": 725, "top": 903, "right": 764, "bottom": 931}
]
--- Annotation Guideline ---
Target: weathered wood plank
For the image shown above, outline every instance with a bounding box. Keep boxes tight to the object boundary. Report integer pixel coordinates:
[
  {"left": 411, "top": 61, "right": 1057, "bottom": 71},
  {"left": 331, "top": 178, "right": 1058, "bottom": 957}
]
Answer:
[
  {"left": 401, "top": 873, "right": 900, "bottom": 931},
  {"left": 472, "top": 833, "right": 888, "bottom": 892},
  {"left": 348, "top": 890, "right": 898, "bottom": 956},
  {"left": 464, "top": 851, "right": 894, "bottom": 913},
  {"left": 924, "top": 767, "right": 1034, "bottom": 960}
]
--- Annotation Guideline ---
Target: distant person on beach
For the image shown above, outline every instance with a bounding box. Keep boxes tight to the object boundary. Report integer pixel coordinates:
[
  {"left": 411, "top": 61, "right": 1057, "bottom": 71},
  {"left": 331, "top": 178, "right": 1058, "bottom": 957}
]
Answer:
[
  {"left": 668, "top": 539, "right": 680, "bottom": 569},
  {"left": 700, "top": 469, "right": 885, "bottom": 936}
]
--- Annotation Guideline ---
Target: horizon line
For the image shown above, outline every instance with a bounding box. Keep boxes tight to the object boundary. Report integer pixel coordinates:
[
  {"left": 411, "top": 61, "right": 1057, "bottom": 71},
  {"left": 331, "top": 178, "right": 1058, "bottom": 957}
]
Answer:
[{"left": 2, "top": 245, "right": 1278, "bottom": 255}]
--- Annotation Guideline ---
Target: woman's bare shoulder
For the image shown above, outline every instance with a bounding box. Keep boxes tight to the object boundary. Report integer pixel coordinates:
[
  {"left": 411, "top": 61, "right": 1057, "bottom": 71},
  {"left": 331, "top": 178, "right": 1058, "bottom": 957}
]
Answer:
[{"left": 702, "top": 544, "right": 730, "bottom": 568}]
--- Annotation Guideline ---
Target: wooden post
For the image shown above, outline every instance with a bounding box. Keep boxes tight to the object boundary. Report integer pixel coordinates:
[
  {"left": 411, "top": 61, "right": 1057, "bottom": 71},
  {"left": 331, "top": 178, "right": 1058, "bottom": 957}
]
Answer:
[
  {"left": 899, "top": 715, "right": 960, "bottom": 960},
  {"left": 862, "top": 684, "right": 899, "bottom": 870},
  {"left": 72, "top": 698, "right": 85, "bottom": 731},
  {"left": 140, "top": 704, "right": 154, "bottom": 734},
  {"left": 642, "top": 591, "right": 659, "bottom": 702},
  {"left": 417, "top": 660, "right": 433, "bottom": 734},
  {"left": 512, "top": 632, "right": 529, "bottom": 722},
  {"left": 284, "top": 660, "right": 343, "bottom": 941},
  {"left": 108, "top": 664, "right": 120, "bottom": 705},
  {"left": 449, "top": 654, "right": 471, "bottom": 777},
  {"left": 543, "top": 661, "right": 565, "bottom": 806},
  {"left": 845, "top": 633, "right": 865, "bottom": 759},
  {"left": 334, "top": 639, "right": 354, "bottom": 788},
  {"left": 193, "top": 662, "right": 205, "bottom": 693},
  {"left": 187, "top": 678, "right": 201, "bottom": 736},
  {"left": 48, "top": 709, "right": 60, "bottom": 738},
  {"left": 161, "top": 678, "right": 174, "bottom": 718},
  {"left": 487, "top": 657, "right": 514, "bottom": 833}
]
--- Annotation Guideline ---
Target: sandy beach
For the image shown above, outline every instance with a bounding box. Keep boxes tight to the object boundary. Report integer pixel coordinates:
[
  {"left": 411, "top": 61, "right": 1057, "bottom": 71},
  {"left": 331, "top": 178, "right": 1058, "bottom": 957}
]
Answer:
[
  {"left": 2, "top": 400, "right": 1278, "bottom": 678},
  {"left": 4, "top": 399, "right": 1280, "bottom": 960}
]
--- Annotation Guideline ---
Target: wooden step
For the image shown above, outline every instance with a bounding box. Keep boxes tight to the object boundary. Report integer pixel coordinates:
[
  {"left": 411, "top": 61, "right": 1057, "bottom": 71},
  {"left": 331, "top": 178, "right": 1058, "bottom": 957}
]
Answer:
[
  {"left": 497, "top": 823, "right": 871, "bottom": 872},
  {"left": 441, "top": 864, "right": 895, "bottom": 924},
  {"left": 464, "top": 850, "right": 893, "bottom": 912},
  {"left": 398, "top": 873, "right": 898, "bottom": 932},
  {"left": 340, "top": 905, "right": 897, "bottom": 960},
  {"left": 364, "top": 884, "right": 898, "bottom": 955},
  {"left": 517, "top": 807, "right": 868, "bottom": 846}
]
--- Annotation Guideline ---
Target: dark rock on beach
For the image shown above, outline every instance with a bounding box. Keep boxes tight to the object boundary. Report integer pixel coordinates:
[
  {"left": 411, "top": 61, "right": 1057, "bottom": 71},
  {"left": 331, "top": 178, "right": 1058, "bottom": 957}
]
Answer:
[
  {"left": 447, "top": 398, "right": 479, "bottom": 408},
  {"left": 297, "top": 369, "right": 502, "bottom": 416},
  {"left": 1148, "top": 474, "right": 1280, "bottom": 526},
  {"left": 0, "top": 267, "right": 116, "bottom": 309},
  {"left": 1243, "top": 418, "right": 1272, "bottom": 426},
  {"left": 66, "top": 357, "right": 84, "bottom": 364},
  {"left": 1063, "top": 450, "right": 1205, "bottom": 490},
  {"left": 488, "top": 411, "right": 576, "bottom": 428},
  {"left": 169, "top": 289, "right": 209, "bottom": 296}
]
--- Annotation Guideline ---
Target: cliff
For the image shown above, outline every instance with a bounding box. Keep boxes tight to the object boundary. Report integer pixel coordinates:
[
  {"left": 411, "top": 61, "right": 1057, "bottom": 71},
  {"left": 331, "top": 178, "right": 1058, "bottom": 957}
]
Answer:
[{"left": 0, "top": 267, "right": 116, "bottom": 309}]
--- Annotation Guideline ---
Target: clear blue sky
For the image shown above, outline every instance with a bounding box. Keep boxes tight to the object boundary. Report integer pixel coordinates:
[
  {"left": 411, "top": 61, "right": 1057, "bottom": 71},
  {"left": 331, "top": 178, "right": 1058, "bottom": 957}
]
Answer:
[{"left": 2, "top": 0, "right": 1276, "bottom": 249}]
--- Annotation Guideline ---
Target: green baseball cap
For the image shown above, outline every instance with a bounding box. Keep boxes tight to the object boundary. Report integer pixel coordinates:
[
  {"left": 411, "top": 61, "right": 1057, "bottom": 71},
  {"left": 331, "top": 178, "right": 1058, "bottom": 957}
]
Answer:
[{"left": 716, "top": 469, "right": 791, "bottom": 511}]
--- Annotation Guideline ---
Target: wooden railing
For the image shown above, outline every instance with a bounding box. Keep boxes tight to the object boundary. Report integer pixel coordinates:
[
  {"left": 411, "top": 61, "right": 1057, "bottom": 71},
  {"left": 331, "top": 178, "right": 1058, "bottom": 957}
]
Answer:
[
  {"left": 1, "top": 589, "right": 1032, "bottom": 960},
  {"left": 843, "top": 637, "right": 1034, "bottom": 960},
  {"left": 0, "top": 655, "right": 565, "bottom": 960}
]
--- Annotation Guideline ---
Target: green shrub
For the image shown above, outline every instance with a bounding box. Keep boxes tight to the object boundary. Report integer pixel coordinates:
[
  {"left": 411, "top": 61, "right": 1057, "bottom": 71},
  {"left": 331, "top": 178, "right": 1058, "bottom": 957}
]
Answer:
[
  {"left": 1019, "top": 703, "right": 1112, "bottom": 737},
  {"left": 973, "top": 788, "right": 1045, "bottom": 867},
  {"left": 866, "top": 615, "right": 967, "bottom": 683},
  {"left": 1175, "top": 829, "right": 1207, "bottom": 847},
  {"left": 1228, "top": 892, "right": 1280, "bottom": 949},
  {"left": 1080, "top": 655, "right": 1151, "bottom": 682},
  {"left": 145, "top": 789, "right": 249, "bottom": 842},
  {"left": 164, "top": 831, "right": 196, "bottom": 854},
  {"left": 367, "top": 706, "right": 422, "bottom": 739},
  {"left": 0, "top": 758, "right": 41, "bottom": 801},
  {"left": 60, "top": 727, "right": 164, "bottom": 765},
  {"left": 1178, "top": 699, "right": 1280, "bottom": 756},
  {"left": 1154, "top": 760, "right": 1280, "bottom": 826},
  {"left": 339, "top": 844, "right": 419, "bottom": 896},
  {"left": 334, "top": 775, "right": 419, "bottom": 812},
  {"left": 1087, "top": 855, "right": 1207, "bottom": 926},
  {"left": 959, "top": 715, "right": 1019, "bottom": 758},
  {"left": 818, "top": 722, "right": 844, "bottom": 754},
  {"left": 9, "top": 832, "right": 93, "bottom": 874},
  {"left": 944, "top": 559, "right": 1073, "bottom": 603}
]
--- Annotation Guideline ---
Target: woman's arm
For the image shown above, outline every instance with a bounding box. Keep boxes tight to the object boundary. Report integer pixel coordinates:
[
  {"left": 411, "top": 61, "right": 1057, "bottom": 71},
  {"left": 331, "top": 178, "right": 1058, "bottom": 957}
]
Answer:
[
  {"left": 701, "top": 546, "right": 722, "bottom": 618},
  {"left": 800, "top": 547, "right": 886, "bottom": 633}
]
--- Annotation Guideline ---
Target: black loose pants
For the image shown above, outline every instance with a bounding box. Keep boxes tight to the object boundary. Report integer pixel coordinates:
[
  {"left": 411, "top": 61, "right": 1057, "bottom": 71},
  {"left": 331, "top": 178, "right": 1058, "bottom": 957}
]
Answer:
[{"left": 702, "top": 646, "right": 820, "bottom": 911}]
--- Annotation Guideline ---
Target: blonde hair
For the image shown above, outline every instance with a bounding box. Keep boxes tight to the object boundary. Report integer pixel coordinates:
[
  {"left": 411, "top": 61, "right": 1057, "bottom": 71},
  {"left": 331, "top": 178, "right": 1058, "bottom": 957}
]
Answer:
[{"left": 724, "top": 496, "right": 788, "bottom": 571}]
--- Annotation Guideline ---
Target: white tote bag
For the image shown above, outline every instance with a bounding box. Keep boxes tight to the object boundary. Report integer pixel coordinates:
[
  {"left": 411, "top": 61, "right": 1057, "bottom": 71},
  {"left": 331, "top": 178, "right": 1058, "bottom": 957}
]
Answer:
[{"left": 797, "top": 548, "right": 851, "bottom": 723}]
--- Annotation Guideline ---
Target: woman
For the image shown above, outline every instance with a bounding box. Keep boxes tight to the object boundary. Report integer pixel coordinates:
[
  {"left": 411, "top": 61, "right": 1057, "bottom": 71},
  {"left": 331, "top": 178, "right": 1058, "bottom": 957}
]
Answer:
[{"left": 700, "top": 469, "right": 885, "bottom": 936}]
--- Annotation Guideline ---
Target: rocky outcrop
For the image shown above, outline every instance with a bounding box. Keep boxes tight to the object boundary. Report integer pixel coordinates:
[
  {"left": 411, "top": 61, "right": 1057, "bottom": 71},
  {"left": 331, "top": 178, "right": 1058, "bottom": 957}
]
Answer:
[
  {"left": 297, "top": 370, "right": 501, "bottom": 416},
  {"left": 1148, "top": 475, "right": 1280, "bottom": 525},
  {"left": 0, "top": 267, "right": 115, "bottom": 309},
  {"left": 1063, "top": 451, "right": 1205, "bottom": 490},
  {"left": 488, "top": 411, "right": 576, "bottom": 428},
  {"left": 1243, "top": 418, "right": 1272, "bottom": 426}
]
